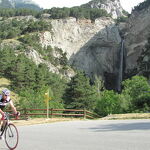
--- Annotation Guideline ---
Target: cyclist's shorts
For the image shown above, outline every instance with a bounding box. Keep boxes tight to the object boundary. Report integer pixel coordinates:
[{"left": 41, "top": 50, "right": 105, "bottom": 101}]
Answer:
[
  {"left": 0, "top": 113, "right": 2, "bottom": 120},
  {"left": 0, "top": 114, "right": 7, "bottom": 120}
]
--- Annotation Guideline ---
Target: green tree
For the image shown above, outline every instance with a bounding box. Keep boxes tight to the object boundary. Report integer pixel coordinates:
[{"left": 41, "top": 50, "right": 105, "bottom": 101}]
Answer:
[
  {"left": 0, "top": 46, "right": 16, "bottom": 77},
  {"left": 63, "top": 71, "right": 98, "bottom": 111},
  {"left": 44, "top": 6, "right": 110, "bottom": 21},
  {"left": 47, "top": 72, "right": 67, "bottom": 103},
  {"left": 122, "top": 76, "right": 150, "bottom": 111},
  {"left": 95, "top": 90, "right": 120, "bottom": 116},
  {"left": 23, "top": 60, "right": 37, "bottom": 89},
  {"left": 10, "top": 54, "right": 27, "bottom": 90},
  {"left": 35, "top": 63, "right": 49, "bottom": 90},
  {"left": 19, "top": 88, "right": 47, "bottom": 109}
]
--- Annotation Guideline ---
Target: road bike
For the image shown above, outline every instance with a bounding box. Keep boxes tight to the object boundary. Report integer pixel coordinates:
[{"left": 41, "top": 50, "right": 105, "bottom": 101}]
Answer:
[{"left": 0, "top": 112, "right": 19, "bottom": 150}]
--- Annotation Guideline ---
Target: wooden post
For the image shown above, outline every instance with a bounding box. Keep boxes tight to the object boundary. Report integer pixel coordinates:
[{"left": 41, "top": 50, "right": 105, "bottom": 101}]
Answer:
[
  {"left": 84, "top": 108, "right": 86, "bottom": 119},
  {"left": 45, "top": 90, "right": 49, "bottom": 119},
  {"left": 51, "top": 108, "right": 53, "bottom": 118},
  {"left": 24, "top": 108, "right": 28, "bottom": 120},
  {"left": 47, "top": 100, "right": 49, "bottom": 119}
]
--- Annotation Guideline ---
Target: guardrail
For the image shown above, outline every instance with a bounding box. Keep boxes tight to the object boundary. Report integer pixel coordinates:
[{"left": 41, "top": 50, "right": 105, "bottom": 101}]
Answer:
[{"left": 6, "top": 108, "right": 100, "bottom": 120}]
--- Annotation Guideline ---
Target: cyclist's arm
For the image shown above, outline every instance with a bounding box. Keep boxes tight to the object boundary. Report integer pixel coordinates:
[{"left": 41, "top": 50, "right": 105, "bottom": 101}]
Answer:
[
  {"left": 9, "top": 100, "right": 17, "bottom": 114},
  {"left": 0, "top": 108, "right": 5, "bottom": 120},
  {"left": 0, "top": 108, "right": 4, "bottom": 115}
]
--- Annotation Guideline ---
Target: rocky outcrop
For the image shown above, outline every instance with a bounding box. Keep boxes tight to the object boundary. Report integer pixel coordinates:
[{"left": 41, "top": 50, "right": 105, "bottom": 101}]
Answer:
[
  {"left": 0, "top": 39, "right": 75, "bottom": 79},
  {"left": 40, "top": 17, "right": 97, "bottom": 60},
  {"left": 81, "top": 0, "right": 125, "bottom": 19},
  {"left": 123, "top": 6, "right": 150, "bottom": 71},
  {"left": 24, "top": 48, "right": 75, "bottom": 79},
  {"left": 40, "top": 17, "right": 121, "bottom": 80},
  {"left": 71, "top": 19, "right": 121, "bottom": 80}
]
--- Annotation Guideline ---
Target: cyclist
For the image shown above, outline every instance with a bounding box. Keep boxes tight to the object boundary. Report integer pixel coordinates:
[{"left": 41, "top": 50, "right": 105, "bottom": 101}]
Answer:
[{"left": 0, "top": 89, "right": 20, "bottom": 139}]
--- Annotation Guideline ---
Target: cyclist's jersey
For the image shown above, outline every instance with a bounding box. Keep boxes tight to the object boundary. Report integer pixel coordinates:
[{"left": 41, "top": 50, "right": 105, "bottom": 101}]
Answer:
[{"left": 0, "top": 95, "right": 11, "bottom": 110}]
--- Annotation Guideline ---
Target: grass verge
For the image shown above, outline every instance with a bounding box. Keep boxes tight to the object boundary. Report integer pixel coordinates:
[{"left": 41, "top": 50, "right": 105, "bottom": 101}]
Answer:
[{"left": 101, "top": 113, "right": 150, "bottom": 120}]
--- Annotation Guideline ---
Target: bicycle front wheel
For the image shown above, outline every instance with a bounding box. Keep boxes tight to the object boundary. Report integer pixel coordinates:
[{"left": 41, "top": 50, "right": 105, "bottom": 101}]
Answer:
[{"left": 5, "top": 123, "right": 19, "bottom": 150}]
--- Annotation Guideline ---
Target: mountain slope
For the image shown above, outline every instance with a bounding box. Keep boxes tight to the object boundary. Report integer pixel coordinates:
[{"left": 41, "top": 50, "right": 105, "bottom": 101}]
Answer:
[
  {"left": 12, "top": 0, "right": 41, "bottom": 10},
  {"left": 123, "top": 2, "right": 150, "bottom": 74},
  {"left": 81, "top": 0, "right": 126, "bottom": 19},
  {"left": 0, "top": 0, "right": 12, "bottom": 8},
  {"left": 0, "top": 0, "right": 41, "bottom": 10}
]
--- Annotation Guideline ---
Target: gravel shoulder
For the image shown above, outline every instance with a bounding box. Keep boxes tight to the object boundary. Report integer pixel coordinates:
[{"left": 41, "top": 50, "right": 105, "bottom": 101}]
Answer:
[
  {"left": 11, "top": 113, "right": 150, "bottom": 126},
  {"left": 12, "top": 117, "right": 83, "bottom": 126}
]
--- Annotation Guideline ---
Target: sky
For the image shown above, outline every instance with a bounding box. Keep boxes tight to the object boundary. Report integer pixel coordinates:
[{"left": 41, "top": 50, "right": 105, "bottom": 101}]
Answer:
[{"left": 33, "top": 0, "right": 145, "bottom": 13}]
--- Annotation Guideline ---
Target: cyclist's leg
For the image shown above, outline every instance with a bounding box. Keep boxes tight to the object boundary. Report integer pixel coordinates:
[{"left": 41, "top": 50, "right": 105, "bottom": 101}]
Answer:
[
  {"left": 0, "top": 114, "right": 4, "bottom": 139},
  {"left": 0, "top": 114, "right": 7, "bottom": 131},
  {"left": 1, "top": 119, "right": 8, "bottom": 132},
  {"left": 0, "top": 113, "right": 2, "bottom": 131}
]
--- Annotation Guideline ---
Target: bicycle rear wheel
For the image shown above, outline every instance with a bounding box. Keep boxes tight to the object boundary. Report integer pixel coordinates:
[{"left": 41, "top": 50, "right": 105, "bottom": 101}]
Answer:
[{"left": 5, "top": 123, "right": 19, "bottom": 150}]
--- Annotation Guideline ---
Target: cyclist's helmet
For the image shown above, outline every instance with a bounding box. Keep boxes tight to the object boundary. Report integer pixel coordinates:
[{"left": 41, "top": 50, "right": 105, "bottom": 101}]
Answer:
[{"left": 2, "top": 89, "right": 10, "bottom": 96}]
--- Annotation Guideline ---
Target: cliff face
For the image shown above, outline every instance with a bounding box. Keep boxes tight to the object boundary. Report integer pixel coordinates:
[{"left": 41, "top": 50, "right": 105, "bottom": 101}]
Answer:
[
  {"left": 81, "top": 0, "right": 125, "bottom": 19},
  {"left": 123, "top": 6, "right": 150, "bottom": 71},
  {"left": 0, "top": 0, "right": 149, "bottom": 89},
  {"left": 39, "top": 3, "right": 150, "bottom": 81},
  {"left": 71, "top": 19, "right": 121, "bottom": 80},
  {"left": 40, "top": 17, "right": 121, "bottom": 79}
]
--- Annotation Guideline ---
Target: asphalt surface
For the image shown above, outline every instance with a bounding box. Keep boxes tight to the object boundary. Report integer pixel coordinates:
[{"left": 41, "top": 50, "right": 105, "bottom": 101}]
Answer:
[{"left": 1, "top": 119, "right": 150, "bottom": 150}]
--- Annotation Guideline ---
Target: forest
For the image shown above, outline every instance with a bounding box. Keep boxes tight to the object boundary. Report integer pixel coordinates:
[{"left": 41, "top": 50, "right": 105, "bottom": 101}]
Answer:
[
  {"left": 0, "top": 7, "right": 111, "bottom": 21},
  {"left": 0, "top": 41, "right": 150, "bottom": 116}
]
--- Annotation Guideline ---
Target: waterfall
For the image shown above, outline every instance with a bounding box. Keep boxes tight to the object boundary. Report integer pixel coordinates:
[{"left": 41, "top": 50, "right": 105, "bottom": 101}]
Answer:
[{"left": 117, "top": 39, "right": 124, "bottom": 92}]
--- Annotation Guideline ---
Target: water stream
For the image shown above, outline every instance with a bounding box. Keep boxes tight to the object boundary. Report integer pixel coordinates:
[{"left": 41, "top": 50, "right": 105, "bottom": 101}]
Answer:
[{"left": 117, "top": 39, "right": 124, "bottom": 92}]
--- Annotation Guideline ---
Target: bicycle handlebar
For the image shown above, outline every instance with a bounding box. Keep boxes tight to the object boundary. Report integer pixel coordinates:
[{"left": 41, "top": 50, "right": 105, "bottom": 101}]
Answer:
[{"left": 4, "top": 112, "right": 20, "bottom": 120}]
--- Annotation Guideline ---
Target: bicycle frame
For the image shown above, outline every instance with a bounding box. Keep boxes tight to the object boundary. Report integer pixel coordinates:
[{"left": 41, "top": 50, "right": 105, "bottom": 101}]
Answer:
[
  {"left": 0, "top": 112, "right": 9, "bottom": 136},
  {"left": 0, "top": 112, "right": 19, "bottom": 150}
]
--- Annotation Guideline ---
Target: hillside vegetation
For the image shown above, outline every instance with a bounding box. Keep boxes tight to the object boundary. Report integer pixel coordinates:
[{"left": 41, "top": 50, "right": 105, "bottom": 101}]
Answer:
[
  {"left": 0, "top": 5, "right": 150, "bottom": 117},
  {"left": 0, "top": 7, "right": 111, "bottom": 21}
]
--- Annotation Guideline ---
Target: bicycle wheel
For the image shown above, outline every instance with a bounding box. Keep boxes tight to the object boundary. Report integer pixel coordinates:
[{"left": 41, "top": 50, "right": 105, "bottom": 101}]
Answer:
[{"left": 5, "top": 123, "right": 19, "bottom": 150}]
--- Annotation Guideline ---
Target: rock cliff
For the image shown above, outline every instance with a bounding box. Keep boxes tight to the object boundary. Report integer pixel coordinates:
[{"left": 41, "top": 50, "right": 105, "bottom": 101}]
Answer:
[
  {"left": 39, "top": 2, "right": 150, "bottom": 84},
  {"left": 123, "top": 6, "right": 150, "bottom": 71},
  {"left": 0, "top": 0, "right": 150, "bottom": 90},
  {"left": 40, "top": 17, "right": 121, "bottom": 80},
  {"left": 81, "top": 0, "right": 125, "bottom": 19}
]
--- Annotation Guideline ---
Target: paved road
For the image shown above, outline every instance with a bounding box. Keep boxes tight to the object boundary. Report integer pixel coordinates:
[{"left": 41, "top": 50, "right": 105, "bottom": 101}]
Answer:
[{"left": 1, "top": 119, "right": 150, "bottom": 150}]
